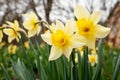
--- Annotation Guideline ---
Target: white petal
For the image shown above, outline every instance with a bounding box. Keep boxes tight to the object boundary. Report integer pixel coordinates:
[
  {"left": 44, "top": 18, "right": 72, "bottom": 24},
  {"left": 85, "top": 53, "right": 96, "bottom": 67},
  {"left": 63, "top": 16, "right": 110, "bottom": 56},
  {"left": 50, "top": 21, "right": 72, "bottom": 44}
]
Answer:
[
  {"left": 8, "top": 36, "right": 15, "bottom": 43},
  {"left": 0, "top": 31, "right": 3, "bottom": 42},
  {"left": 74, "top": 5, "right": 90, "bottom": 19},
  {"left": 28, "top": 29, "right": 36, "bottom": 38},
  {"left": 90, "top": 11, "right": 101, "bottom": 24},
  {"left": 95, "top": 25, "right": 110, "bottom": 38},
  {"left": 86, "top": 37, "right": 96, "bottom": 50},
  {"left": 56, "top": 20, "right": 64, "bottom": 30},
  {"left": 41, "top": 31, "right": 52, "bottom": 45},
  {"left": 65, "top": 20, "right": 76, "bottom": 35},
  {"left": 63, "top": 47, "right": 73, "bottom": 60},
  {"left": 71, "top": 34, "right": 86, "bottom": 48},
  {"left": 49, "top": 46, "right": 62, "bottom": 61}
]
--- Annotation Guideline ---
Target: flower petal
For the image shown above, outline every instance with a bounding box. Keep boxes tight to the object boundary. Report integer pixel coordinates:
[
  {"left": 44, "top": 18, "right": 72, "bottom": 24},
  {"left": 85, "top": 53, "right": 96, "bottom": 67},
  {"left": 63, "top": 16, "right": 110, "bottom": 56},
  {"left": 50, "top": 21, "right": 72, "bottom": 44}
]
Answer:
[
  {"left": 65, "top": 20, "right": 76, "bottom": 35},
  {"left": 63, "top": 47, "right": 72, "bottom": 60},
  {"left": 95, "top": 25, "right": 110, "bottom": 38},
  {"left": 8, "top": 36, "right": 15, "bottom": 43},
  {"left": 74, "top": 5, "right": 90, "bottom": 19},
  {"left": 3, "top": 29, "right": 14, "bottom": 36},
  {"left": 56, "top": 20, "right": 64, "bottom": 30},
  {"left": 41, "top": 31, "right": 52, "bottom": 45},
  {"left": 0, "top": 31, "right": 3, "bottom": 42},
  {"left": 28, "top": 29, "right": 36, "bottom": 37},
  {"left": 71, "top": 34, "right": 86, "bottom": 48},
  {"left": 49, "top": 46, "right": 62, "bottom": 61},
  {"left": 90, "top": 11, "right": 101, "bottom": 24},
  {"left": 86, "top": 36, "right": 95, "bottom": 49}
]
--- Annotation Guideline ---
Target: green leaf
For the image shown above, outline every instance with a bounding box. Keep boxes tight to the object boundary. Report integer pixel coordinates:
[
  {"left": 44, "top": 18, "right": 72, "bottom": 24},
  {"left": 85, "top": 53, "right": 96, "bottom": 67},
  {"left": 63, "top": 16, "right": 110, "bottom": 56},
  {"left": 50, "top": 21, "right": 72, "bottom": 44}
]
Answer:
[
  {"left": 112, "top": 55, "right": 120, "bottom": 80},
  {"left": 11, "top": 59, "right": 35, "bottom": 80},
  {"left": 0, "top": 64, "right": 11, "bottom": 80}
]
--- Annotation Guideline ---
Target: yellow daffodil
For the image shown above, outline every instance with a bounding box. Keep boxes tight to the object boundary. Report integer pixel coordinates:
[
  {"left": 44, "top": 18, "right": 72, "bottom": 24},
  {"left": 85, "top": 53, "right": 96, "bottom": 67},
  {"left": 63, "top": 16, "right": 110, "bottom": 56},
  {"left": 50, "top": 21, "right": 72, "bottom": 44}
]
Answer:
[
  {"left": 88, "top": 54, "right": 98, "bottom": 66},
  {"left": 8, "top": 44, "right": 17, "bottom": 54},
  {"left": 24, "top": 41, "right": 30, "bottom": 49},
  {"left": 3, "top": 20, "right": 22, "bottom": 43},
  {"left": 74, "top": 5, "right": 110, "bottom": 49},
  {"left": 0, "top": 41, "right": 6, "bottom": 48},
  {"left": 41, "top": 20, "right": 86, "bottom": 61},
  {"left": 23, "top": 12, "right": 41, "bottom": 37}
]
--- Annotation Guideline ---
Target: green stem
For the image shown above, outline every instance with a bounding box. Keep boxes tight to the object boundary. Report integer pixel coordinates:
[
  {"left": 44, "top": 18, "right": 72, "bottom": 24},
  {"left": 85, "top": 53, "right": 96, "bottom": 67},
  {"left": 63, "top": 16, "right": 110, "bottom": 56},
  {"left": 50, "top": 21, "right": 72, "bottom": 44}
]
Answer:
[{"left": 71, "top": 49, "right": 78, "bottom": 80}]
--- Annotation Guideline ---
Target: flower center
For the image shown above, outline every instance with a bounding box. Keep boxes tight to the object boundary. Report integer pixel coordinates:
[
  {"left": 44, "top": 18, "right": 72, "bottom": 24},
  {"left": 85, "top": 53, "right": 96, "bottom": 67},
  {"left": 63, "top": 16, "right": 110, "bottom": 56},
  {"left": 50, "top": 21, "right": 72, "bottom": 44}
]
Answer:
[
  {"left": 76, "top": 18, "right": 95, "bottom": 38},
  {"left": 51, "top": 30, "right": 70, "bottom": 47}
]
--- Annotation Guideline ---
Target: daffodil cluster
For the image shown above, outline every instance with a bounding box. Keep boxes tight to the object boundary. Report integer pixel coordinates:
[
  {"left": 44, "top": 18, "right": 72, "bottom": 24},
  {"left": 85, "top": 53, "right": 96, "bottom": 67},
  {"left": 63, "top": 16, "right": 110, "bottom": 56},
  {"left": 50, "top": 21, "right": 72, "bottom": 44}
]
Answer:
[
  {"left": 41, "top": 5, "right": 110, "bottom": 61},
  {"left": 0, "top": 5, "right": 110, "bottom": 62}
]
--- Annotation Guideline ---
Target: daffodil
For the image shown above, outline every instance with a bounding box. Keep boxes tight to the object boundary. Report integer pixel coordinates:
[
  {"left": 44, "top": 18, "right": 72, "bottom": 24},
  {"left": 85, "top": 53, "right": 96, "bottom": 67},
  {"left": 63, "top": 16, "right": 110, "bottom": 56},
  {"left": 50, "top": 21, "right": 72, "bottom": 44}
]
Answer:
[
  {"left": 3, "top": 20, "right": 22, "bottom": 43},
  {"left": 0, "top": 41, "right": 6, "bottom": 48},
  {"left": 24, "top": 41, "right": 30, "bottom": 49},
  {"left": 41, "top": 20, "right": 86, "bottom": 61},
  {"left": 23, "top": 12, "right": 41, "bottom": 37},
  {"left": 74, "top": 5, "right": 110, "bottom": 49},
  {"left": 8, "top": 44, "right": 17, "bottom": 54},
  {"left": 88, "top": 54, "right": 98, "bottom": 66}
]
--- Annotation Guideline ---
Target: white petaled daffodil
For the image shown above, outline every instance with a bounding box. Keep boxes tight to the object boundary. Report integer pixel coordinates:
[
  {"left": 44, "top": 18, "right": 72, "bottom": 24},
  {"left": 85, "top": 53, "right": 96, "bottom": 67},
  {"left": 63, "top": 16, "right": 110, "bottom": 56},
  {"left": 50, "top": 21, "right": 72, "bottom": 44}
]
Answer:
[
  {"left": 3, "top": 20, "right": 22, "bottom": 43},
  {"left": 23, "top": 12, "right": 41, "bottom": 37},
  {"left": 74, "top": 5, "right": 110, "bottom": 49},
  {"left": 41, "top": 20, "right": 86, "bottom": 61},
  {"left": 88, "top": 54, "right": 98, "bottom": 66}
]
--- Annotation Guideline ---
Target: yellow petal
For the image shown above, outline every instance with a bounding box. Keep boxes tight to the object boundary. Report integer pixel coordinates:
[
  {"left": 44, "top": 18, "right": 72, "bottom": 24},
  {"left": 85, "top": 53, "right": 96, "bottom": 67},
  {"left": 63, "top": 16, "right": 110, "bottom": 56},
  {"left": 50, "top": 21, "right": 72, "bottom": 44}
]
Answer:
[
  {"left": 63, "top": 47, "right": 72, "bottom": 60},
  {"left": 28, "top": 29, "right": 36, "bottom": 38},
  {"left": 56, "top": 20, "right": 64, "bottom": 30},
  {"left": 86, "top": 36, "right": 95, "bottom": 49},
  {"left": 90, "top": 11, "right": 101, "bottom": 24},
  {"left": 41, "top": 31, "right": 52, "bottom": 45},
  {"left": 8, "top": 36, "right": 15, "bottom": 43},
  {"left": 6, "top": 21, "right": 14, "bottom": 27},
  {"left": 65, "top": 20, "right": 76, "bottom": 35},
  {"left": 14, "top": 20, "right": 19, "bottom": 31},
  {"left": 95, "top": 25, "right": 110, "bottom": 38},
  {"left": 71, "top": 34, "right": 86, "bottom": 48},
  {"left": 74, "top": 5, "right": 90, "bottom": 19},
  {"left": 0, "top": 31, "right": 3, "bottom": 42},
  {"left": 3, "top": 29, "right": 14, "bottom": 36},
  {"left": 49, "top": 46, "right": 62, "bottom": 61}
]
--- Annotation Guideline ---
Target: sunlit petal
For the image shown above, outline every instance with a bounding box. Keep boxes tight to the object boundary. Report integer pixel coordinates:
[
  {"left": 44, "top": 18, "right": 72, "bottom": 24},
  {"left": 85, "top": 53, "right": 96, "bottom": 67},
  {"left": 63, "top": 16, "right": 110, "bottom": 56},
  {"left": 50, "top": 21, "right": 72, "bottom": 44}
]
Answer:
[
  {"left": 64, "top": 47, "right": 72, "bottom": 60},
  {"left": 95, "top": 25, "right": 110, "bottom": 38},
  {"left": 8, "top": 36, "right": 15, "bottom": 43},
  {"left": 65, "top": 20, "right": 76, "bottom": 35},
  {"left": 56, "top": 20, "right": 64, "bottom": 30},
  {"left": 49, "top": 46, "right": 62, "bottom": 61},
  {"left": 86, "top": 36, "right": 96, "bottom": 49},
  {"left": 3, "top": 29, "right": 14, "bottom": 36},
  {"left": 28, "top": 29, "right": 36, "bottom": 38},
  {"left": 71, "top": 34, "right": 86, "bottom": 48},
  {"left": 41, "top": 31, "right": 52, "bottom": 45},
  {"left": 90, "top": 11, "right": 101, "bottom": 24},
  {"left": 74, "top": 5, "right": 90, "bottom": 19}
]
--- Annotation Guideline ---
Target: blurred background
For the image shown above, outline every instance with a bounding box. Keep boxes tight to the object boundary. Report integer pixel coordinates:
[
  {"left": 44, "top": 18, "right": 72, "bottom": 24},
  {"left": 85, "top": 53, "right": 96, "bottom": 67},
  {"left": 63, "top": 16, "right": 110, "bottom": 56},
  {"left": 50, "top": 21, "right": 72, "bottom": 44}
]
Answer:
[{"left": 0, "top": 0, "right": 120, "bottom": 48}]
